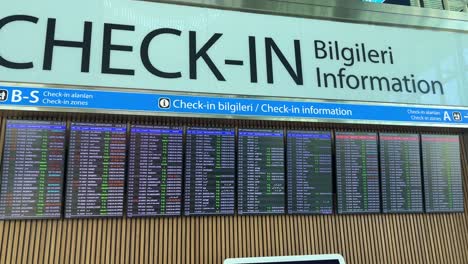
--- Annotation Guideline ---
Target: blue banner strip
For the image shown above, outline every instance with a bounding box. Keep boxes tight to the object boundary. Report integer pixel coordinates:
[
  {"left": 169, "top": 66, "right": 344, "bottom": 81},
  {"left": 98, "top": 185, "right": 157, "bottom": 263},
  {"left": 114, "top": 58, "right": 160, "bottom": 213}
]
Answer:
[{"left": 0, "top": 85, "right": 467, "bottom": 127}]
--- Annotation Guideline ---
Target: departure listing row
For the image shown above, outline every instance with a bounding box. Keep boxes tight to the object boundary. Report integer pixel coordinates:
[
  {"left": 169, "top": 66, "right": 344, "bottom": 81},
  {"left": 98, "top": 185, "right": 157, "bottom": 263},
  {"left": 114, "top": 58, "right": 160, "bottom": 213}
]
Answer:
[{"left": 0, "top": 120, "right": 464, "bottom": 220}]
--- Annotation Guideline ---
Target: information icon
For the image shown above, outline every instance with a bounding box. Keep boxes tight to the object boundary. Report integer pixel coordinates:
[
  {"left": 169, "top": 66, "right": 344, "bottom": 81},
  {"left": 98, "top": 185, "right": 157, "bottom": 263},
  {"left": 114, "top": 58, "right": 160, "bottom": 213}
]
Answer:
[{"left": 158, "top": 98, "right": 171, "bottom": 109}]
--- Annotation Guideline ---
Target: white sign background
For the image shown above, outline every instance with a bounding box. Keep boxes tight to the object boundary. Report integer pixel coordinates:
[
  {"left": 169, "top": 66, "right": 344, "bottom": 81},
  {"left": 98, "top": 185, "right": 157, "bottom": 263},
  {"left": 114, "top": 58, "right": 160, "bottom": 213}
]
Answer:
[{"left": 0, "top": 0, "right": 467, "bottom": 107}]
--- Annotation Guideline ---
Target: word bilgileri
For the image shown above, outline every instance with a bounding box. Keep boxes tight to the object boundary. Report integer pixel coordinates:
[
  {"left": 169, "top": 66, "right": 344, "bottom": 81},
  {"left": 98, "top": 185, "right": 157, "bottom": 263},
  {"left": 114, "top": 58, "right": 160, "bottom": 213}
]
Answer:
[{"left": 314, "top": 41, "right": 444, "bottom": 95}]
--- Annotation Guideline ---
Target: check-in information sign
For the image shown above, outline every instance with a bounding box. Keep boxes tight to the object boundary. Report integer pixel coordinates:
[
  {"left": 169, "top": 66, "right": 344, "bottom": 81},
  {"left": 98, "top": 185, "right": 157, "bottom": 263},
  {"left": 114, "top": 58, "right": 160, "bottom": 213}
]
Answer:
[
  {"left": 1, "top": 85, "right": 467, "bottom": 127},
  {"left": 0, "top": 0, "right": 467, "bottom": 126}
]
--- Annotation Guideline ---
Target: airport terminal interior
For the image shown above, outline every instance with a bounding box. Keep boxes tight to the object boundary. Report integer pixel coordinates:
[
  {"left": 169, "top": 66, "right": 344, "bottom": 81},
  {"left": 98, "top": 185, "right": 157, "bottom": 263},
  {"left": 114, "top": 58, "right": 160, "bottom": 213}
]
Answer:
[{"left": 0, "top": 0, "right": 467, "bottom": 263}]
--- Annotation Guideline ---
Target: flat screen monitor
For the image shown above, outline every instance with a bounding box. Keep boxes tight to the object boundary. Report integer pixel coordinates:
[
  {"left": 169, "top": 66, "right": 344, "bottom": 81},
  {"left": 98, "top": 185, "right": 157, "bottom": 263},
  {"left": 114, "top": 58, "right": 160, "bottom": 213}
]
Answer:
[
  {"left": 224, "top": 254, "right": 346, "bottom": 264},
  {"left": 335, "top": 132, "right": 380, "bottom": 214},
  {"left": 65, "top": 122, "right": 127, "bottom": 218},
  {"left": 238, "top": 129, "right": 285, "bottom": 215},
  {"left": 380, "top": 133, "right": 423, "bottom": 213},
  {"left": 422, "top": 134, "right": 464, "bottom": 213},
  {"left": 287, "top": 130, "right": 333, "bottom": 214},
  {"left": 0, "top": 120, "right": 66, "bottom": 219},
  {"left": 184, "top": 127, "right": 236, "bottom": 216},
  {"left": 127, "top": 125, "right": 183, "bottom": 217}
]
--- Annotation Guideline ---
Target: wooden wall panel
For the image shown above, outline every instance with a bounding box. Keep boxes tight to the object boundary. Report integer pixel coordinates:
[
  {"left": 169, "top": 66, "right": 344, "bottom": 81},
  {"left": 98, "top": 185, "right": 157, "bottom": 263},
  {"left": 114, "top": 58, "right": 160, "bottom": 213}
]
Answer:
[
  {"left": 1, "top": 206, "right": 468, "bottom": 263},
  {"left": 1, "top": 115, "right": 468, "bottom": 263}
]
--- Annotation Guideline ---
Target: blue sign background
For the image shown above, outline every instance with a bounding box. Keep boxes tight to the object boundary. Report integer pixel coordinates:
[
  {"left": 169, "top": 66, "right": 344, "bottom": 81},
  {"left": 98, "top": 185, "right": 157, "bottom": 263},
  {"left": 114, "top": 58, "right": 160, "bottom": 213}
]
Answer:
[{"left": 0, "top": 85, "right": 467, "bottom": 127}]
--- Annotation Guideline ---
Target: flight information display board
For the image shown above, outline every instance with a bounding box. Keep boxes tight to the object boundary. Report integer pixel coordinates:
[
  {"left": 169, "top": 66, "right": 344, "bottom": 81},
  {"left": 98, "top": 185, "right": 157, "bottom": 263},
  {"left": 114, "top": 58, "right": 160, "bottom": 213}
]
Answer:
[
  {"left": 65, "top": 123, "right": 127, "bottom": 218},
  {"left": 0, "top": 120, "right": 66, "bottom": 219},
  {"left": 127, "top": 126, "right": 183, "bottom": 217},
  {"left": 422, "top": 135, "right": 464, "bottom": 212},
  {"left": 336, "top": 132, "right": 380, "bottom": 214},
  {"left": 238, "top": 129, "right": 285, "bottom": 215},
  {"left": 380, "top": 133, "right": 423, "bottom": 213},
  {"left": 185, "top": 127, "right": 236, "bottom": 215},
  {"left": 287, "top": 130, "right": 333, "bottom": 214}
]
